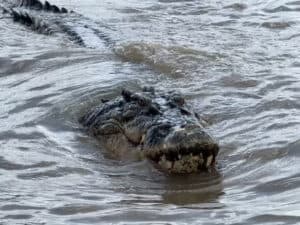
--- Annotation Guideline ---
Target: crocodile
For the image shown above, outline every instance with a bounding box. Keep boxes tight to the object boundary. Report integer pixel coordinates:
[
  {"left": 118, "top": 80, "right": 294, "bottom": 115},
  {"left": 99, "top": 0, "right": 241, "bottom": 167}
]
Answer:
[
  {"left": 1, "top": 0, "right": 219, "bottom": 173},
  {"left": 0, "top": 0, "right": 113, "bottom": 48},
  {"left": 80, "top": 88, "right": 219, "bottom": 173}
]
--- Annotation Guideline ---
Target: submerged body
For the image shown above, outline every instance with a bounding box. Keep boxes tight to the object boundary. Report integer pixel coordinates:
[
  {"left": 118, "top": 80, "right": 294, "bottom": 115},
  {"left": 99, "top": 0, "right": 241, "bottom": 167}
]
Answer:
[
  {"left": 80, "top": 88, "right": 219, "bottom": 173},
  {"left": 1, "top": 0, "right": 219, "bottom": 173}
]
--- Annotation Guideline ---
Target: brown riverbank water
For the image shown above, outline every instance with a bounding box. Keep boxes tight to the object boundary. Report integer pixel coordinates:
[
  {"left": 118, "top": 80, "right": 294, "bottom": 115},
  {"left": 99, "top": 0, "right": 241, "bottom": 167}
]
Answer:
[{"left": 0, "top": 0, "right": 300, "bottom": 224}]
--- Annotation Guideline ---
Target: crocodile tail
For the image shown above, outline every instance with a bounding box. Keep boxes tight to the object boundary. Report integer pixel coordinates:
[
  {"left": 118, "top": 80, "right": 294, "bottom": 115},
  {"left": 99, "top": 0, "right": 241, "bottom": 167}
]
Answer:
[
  {"left": 10, "top": 9, "right": 53, "bottom": 34},
  {"left": 18, "top": 0, "right": 68, "bottom": 13}
]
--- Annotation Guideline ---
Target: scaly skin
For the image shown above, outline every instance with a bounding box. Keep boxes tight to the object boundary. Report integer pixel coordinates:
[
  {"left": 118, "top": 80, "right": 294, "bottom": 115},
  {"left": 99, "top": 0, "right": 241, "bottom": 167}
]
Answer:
[
  {"left": 0, "top": 0, "right": 220, "bottom": 173},
  {"left": 0, "top": 0, "right": 94, "bottom": 46},
  {"left": 80, "top": 87, "right": 219, "bottom": 173}
]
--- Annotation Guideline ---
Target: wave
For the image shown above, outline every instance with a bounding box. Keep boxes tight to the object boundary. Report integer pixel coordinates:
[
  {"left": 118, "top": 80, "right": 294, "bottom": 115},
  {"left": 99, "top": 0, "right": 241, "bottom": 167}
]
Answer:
[{"left": 114, "top": 42, "right": 224, "bottom": 77}]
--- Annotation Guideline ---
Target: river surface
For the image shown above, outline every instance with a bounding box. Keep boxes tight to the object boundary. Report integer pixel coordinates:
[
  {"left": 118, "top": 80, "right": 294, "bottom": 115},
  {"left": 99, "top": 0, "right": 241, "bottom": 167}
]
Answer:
[{"left": 1, "top": 0, "right": 300, "bottom": 224}]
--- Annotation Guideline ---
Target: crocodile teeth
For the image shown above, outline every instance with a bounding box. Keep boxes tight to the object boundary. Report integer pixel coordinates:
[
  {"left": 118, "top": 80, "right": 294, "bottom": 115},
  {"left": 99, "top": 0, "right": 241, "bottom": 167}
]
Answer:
[
  {"left": 140, "top": 134, "right": 145, "bottom": 144},
  {"left": 206, "top": 155, "right": 213, "bottom": 168}
]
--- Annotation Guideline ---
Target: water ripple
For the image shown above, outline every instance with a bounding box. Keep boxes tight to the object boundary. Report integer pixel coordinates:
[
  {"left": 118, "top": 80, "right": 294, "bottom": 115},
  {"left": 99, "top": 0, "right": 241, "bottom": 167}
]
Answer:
[
  {"left": 17, "top": 167, "right": 93, "bottom": 180},
  {"left": 0, "top": 0, "right": 300, "bottom": 224}
]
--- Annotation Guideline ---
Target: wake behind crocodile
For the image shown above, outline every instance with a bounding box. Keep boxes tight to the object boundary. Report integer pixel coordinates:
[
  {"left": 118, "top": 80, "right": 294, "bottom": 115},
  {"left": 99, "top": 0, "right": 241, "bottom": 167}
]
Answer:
[{"left": 1, "top": 0, "right": 223, "bottom": 77}]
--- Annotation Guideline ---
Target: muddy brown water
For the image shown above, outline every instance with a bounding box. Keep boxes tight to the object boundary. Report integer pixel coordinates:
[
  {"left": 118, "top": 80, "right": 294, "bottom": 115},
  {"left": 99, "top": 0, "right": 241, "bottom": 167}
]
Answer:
[{"left": 0, "top": 0, "right": 300, "bottom": 224}]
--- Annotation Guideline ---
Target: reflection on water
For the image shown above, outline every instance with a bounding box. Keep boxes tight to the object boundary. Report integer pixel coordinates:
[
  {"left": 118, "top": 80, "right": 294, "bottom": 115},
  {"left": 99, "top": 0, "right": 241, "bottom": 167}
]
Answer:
[
  {"left": 162, "top": 171, "right": 223, "bottom": 205},
  {"left": 1, "top": 0, "right": 300, "bottom": 224}
]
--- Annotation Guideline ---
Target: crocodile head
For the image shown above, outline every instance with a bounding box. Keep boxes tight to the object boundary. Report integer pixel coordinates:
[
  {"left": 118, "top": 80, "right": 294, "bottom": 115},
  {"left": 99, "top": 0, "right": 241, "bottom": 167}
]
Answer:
[{"left": 80, "top": 87, "right": 219, "bottom": 173}]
